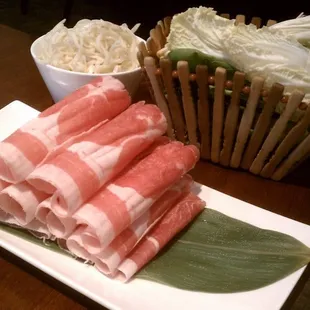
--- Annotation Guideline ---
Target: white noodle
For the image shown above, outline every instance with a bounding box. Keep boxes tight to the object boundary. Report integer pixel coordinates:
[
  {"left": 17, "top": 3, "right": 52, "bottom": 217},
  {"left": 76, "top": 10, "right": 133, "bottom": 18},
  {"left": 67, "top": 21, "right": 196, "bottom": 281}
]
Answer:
[{"left": 37, "top": 19, "right": 141, "bottom": 74}]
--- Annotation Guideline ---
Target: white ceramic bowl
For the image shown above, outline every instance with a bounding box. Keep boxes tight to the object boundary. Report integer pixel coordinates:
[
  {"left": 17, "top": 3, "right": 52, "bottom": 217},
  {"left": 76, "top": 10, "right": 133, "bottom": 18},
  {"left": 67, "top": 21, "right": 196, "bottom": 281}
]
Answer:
[{"left": 30, "top": 35, "right": 143, "bottom": 103}]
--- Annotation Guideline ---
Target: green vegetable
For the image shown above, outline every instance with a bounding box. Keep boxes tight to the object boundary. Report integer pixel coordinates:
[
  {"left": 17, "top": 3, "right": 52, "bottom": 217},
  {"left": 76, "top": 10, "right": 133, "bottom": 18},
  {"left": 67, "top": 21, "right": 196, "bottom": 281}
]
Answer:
[
  {"left": 165, "top": 6, "right": 310, "bottom": 103},
  {"left": 137, "top": 209, "right": 310, "bottom": 293},
  {"left": 222, "top": 23, "right": 310, "bottom": 102},
  {"left": 166, "top": 7, "right": 234, "bottom": 60},
  {"left": 168, "top": 49, "right": 236, "bottom": 79}
]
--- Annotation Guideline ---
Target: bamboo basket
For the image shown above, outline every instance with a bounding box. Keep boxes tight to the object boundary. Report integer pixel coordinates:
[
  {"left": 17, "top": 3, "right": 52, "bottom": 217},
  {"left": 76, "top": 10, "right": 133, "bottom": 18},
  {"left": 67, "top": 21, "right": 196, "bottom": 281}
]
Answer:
[{"left": 137, "top": 13, "right": 310, "bottom": 181}]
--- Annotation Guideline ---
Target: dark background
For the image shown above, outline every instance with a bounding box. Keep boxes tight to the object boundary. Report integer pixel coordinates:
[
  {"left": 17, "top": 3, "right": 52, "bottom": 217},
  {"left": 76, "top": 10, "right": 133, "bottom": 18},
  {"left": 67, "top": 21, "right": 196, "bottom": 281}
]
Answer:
[
  {"left": 1, "top": 0, "right": 309, "bottom": 39},
  {"left": 0, "top": 1, "right": 310, "bottom": 310}
]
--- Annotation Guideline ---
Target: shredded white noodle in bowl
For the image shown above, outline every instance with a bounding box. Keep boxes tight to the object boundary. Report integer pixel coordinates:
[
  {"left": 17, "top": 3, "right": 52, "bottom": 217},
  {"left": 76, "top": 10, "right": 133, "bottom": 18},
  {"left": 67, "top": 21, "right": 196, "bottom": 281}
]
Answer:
[
  {"left": 34, "top": 19, "right": 141, "bottom": 74},
  {"left": 30, "top": 19, "right": 143, "bottom": 102}
]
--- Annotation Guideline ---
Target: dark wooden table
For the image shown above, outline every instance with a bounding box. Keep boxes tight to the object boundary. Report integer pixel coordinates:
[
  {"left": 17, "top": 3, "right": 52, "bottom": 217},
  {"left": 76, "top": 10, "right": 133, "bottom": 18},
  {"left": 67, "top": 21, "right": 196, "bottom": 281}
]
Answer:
[{"left": 0, "top": 24, "right": 309, "bottom": 310}]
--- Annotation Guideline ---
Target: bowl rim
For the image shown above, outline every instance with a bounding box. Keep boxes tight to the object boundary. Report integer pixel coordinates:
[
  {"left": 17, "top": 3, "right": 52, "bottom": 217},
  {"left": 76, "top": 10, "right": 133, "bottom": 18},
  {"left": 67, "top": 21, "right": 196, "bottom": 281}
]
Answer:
[{"left": 30, "top": 33, "right": 144, "bottom": 77}]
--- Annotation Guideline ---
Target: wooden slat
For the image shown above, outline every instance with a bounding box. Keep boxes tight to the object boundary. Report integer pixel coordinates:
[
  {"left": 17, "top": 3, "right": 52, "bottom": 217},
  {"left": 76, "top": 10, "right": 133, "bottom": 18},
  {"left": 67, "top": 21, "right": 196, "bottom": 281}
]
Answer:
[
  {"left": 272, "top": 134, "right": 310, "bottom": 181},
  {"left": 163, "top": 17, "right": 172, "bottom": 37},
  {"left": 136, "top": 51, "right": 144, "bottom": 67},
  {"left": 160, "top": 58, "right": 186, "bottom": 142},
  {"left": 211, "top": 67, "right": 227, "bottom": 163},
  {"left": 177, "top": 61, "right": 199, "bottom": 147},
  {"left": 196, "top": 65, "right": 211, "bottom": 160},
  {"left": 267, "top": 19, "right": 277, "bottom": 26},
  {"left": 230, "top": 77, "right": 265, "bottom": 168},
  {"left": 221, "top": 13, "right": 230, "bottom": 19},
  {"left": 235, "top": 14, "right": 245, "bottom": 25},
  {"left": 250, "top": 90, "right": 304, "bottom": 175},
  {"left": 138, "top": 41, "right": 149, "bottom": 58},
  {"left": 157, "top": 20, "right": 165, "bottom": 38},
  {"left": 155, "top": 70, "right": 165, "bottom": 97},
  {"left": 140, "top": 64, "right": 156, "bottom": 104},
  {"left": 155, "top": 24, "right": 166, "bottom": 48},
  {"left": 146, "top": 38, "right": 158, "bottom": 57},
  {"left": 288, "top": 148, "right": 310, "bottom": 173},
  {"left": 220, "top": 72, "right": 245, "bottom": 166},
  {"left": 144, "top": 56, "right": 174, "bottom": 138},
  {"left": 241, "top": 83, "right": 284, "bottom": 170},
  {"left": 251, "top": 17, "right": 262, "bottom": 28},
  {"left": 261, "top": 104, "right": 310, "bottom": 178},
  {"left": 149, "top": 29, "right": 161, "bottom": 51},
  {"left": 156, "top": 47, "right": 169, "bottom": 59}
]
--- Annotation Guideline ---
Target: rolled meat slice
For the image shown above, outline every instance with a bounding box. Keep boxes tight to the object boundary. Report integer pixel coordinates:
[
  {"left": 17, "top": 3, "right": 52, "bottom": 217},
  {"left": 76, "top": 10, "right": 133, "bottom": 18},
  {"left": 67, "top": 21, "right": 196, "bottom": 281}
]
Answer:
[
  {"left": 38, "top": 76, "right": 120, "bottom": 118},
  {"left": 36, "top": 197, "right": 77, "bottom": 238},
  {"left": 73, "top": 141, "right": 199, "bottom": 255},
  {"left": 35, "top": 197, "right": 53, "bottom": 224},
  {"left": 0, "top": 214, "right": 54, "bottom": 240},
  {"left": 93, "top": 174, "right": 193, "bottom": 274},
  {"left": 115, "top": 192, "right": 205, "bottom": 282},
  {"left": 0, "top": 76, "right": 130, "bottom": 183},
  {"left": 0, "top": 182, "right": 49, "bottom": 225},
  {"left": 0, "top": 209, "right": 9, "bottom": 222},
  {"left": 66, "top": 226, "right": 92, "bottom": 260},
  {"left": 27, "top": 102, "right": 167, "bottom": 217},
  {"left": 133, "top": 136, "right": 171, "bottom": 160},
  {"left": 46, "top": 211, "right": 77, "bottom": 239},
  {"left": 57, "top": 239, "right": 69, "bottom": 252},
  {"left": 65, "top": 137, "right": 171, "bottom": 259},
  {"left": 0, "top": 179, "right": 10, "bottom": 191},
  {"left": 41, "top": 137, "right": 170, "bottom": 239},
  {"left": 57, "top": 238, "right": 79, "bottom": 255}
]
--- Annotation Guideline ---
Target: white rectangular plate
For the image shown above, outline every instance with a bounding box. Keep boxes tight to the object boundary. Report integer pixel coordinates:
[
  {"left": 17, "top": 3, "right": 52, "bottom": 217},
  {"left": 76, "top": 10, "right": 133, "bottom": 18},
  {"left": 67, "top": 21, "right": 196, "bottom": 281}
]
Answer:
[{"left": 0, "top": 101, "right": 309, "bottom": 310}]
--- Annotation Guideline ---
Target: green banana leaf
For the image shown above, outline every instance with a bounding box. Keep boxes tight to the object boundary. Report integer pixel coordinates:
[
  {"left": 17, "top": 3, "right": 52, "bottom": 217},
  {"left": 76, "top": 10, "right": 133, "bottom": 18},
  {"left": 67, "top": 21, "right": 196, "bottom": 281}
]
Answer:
[
  {"left": 1, "top": 209, "right": 309, "bottom": 294},
  {"left": 137, "top": 209, "right": 310, "bottom": 293}
]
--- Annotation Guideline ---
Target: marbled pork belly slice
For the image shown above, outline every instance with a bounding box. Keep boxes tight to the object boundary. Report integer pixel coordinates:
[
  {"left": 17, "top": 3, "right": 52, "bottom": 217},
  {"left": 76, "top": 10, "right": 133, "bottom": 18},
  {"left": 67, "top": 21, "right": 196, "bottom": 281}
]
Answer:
[
  {"left": 72, "top": 141, "right": 199, "bottom": 255},
  {"left": 0, "top": 179, "right": 10, "bottom": 191},
  {"left": 40, "top": 137, "right": 171, "bottom": 239},
  {"left": 27, "top": 102, "right": 167, "bottom": 217},
  {"left": 115, "top": 192, "right": 205, "bottom": 282},
  {"left": 0, "top": 182, "right": 49, "bottom": 225},
  {"left": 65, "top": 137, "right": 171, "bottom": 259},
  {"left": 0, "top": 76, "right": 130, "bottom": 182},
  {"left": 0, "top": 212, "right": 53, "bottom": 240},
  {"left": 93, "top": 175, "right": 193, "bottom": 275},
  {"left": 35, "top": 197, "right": 53, "bottom": 224}
]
